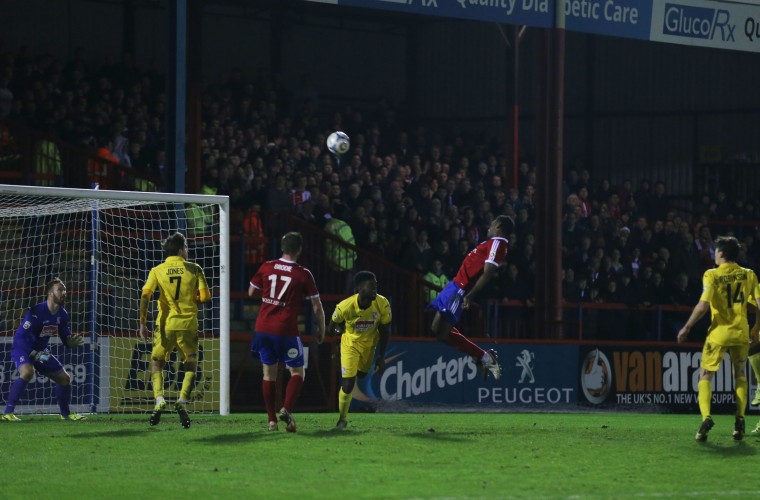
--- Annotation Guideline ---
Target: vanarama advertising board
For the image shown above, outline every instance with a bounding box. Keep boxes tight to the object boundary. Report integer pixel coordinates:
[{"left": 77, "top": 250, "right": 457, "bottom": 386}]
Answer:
[{"left": 578, "top": 345, "right": 744, "bottom": 412}]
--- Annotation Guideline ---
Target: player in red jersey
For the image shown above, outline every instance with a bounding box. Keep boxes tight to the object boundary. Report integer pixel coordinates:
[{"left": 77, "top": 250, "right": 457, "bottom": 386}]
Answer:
[
  {"left": 429, "top": 214, "right": 514, "bottom": 380},
  {"left": 248, "top": 232, "right": 326, "bottom": 432}
]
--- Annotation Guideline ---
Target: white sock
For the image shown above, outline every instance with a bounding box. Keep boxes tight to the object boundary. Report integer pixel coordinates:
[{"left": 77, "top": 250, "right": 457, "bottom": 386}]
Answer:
[{"left": 156, "top": 396, "right": 165, "bottom": 404}]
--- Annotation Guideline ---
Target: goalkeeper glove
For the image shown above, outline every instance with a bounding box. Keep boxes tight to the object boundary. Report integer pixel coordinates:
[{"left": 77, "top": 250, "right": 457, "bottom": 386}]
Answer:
[
  {"left": 30, "top": 350, "right": 51, "bottom": 363},
  {"left": 66, "top": 335, "right": 85, "bottom": 348}
]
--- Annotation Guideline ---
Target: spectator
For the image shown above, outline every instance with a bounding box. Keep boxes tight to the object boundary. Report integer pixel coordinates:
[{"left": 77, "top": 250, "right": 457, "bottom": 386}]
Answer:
[
  {"left": 423, "top": 259, "right": 450, "bottom": 303},
  {"left": 562, "top": 268, "right": 581, "bottom": 302}
]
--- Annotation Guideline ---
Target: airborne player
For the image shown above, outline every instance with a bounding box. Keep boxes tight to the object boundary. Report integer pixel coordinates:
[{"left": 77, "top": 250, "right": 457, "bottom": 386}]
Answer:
[{"left": 428, "top": 215, "right": 514, "bottom": 380}]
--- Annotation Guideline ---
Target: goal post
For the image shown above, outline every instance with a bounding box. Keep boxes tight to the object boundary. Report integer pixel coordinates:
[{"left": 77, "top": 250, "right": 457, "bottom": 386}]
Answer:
[{"left": 0, "top": 184, "right": 230, "bottom": 416}]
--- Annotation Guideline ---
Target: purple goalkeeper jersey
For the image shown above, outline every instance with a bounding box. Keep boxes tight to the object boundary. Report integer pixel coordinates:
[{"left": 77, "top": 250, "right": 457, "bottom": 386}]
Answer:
[{"left": 12, "top": 302, "right": 73, "bottom": 354}]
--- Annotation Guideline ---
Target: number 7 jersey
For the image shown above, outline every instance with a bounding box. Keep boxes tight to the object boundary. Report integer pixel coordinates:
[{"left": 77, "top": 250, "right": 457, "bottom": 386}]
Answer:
[
  {"left": 142, "top": 255, "right": 210, "bottom": 331},
  {"left": 700, "top": 262, "right": 760, "bottom": 345},
  {"left": 250, "top": 258, "right": 320, "bottom": 337}
]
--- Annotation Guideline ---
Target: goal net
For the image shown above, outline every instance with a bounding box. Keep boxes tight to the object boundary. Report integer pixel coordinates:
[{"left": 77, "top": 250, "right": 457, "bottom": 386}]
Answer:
[{"left": 0, "top": 185, "right": 229, "bottom": 415}]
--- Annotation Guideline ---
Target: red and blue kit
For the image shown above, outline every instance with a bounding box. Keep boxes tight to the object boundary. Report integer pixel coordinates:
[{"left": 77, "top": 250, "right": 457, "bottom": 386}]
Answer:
[
  {"left": 453, "top": 237, "right": 508, "bottom": 290},
  {"left": 250, "top": 258, "right": 320, "bottom": 337},
  {"left": 430, "top": 237, "right": 509, "bottom": 325}
]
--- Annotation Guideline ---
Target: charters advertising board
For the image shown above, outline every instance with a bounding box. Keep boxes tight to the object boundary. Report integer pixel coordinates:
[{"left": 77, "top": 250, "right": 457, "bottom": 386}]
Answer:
[{"left": 354, "top": 341, "right": 578, "bottom": 408}]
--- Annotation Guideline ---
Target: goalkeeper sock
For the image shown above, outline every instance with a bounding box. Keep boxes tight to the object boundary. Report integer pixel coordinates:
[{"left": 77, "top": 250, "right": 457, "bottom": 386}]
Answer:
[
  {"left": 338, "top": 388, "right": 352, "bottom": 421},
  {"left": 152, "top": 371, "right": 164, "bottom": 399},
  {"left": 698, "top": 379, "right": 712, "bottom": 421},
  {"left": 56, "top": 383, "right": 72, "bottom": 416},
  {"left": 445, "top": 327, "right": 484, "bottom": 360},
  {"left": 736, "top": 376, "right": 748, "bottom": 417},
  {"left": 262, "top": 380, "right": 277, "bottom": 422},
  {"left": 5, "top": 378, "right": 28, "bottom": 413},
  {"left": 179, "top": 371, "right": 196, "bottom": 402},
  {"left": 283, "top": 374, "right": 304, "bottom": 412}
]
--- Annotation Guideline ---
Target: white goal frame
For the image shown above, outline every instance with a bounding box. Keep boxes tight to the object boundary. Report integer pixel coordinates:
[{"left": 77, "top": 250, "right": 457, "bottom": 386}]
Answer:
[{"left": 0, "top": 184, "right": 230, "bottom": 416}]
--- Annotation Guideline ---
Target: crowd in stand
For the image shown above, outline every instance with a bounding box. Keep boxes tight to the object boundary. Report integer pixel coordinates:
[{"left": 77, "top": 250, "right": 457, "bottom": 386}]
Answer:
[{"left": 3, "top": 48, "right": 760, "bottom": 334}]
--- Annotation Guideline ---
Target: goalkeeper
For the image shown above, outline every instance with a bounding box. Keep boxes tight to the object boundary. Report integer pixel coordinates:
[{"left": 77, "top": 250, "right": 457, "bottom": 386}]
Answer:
[
  {"left": 139, "top": 232, "right": 211, "bottom": 429},
  {"left": 2, "top": 278, "right": 87, "bottom": 422},
  {"left": 328, "top": 271, "right": 391, "bottom": 429}
]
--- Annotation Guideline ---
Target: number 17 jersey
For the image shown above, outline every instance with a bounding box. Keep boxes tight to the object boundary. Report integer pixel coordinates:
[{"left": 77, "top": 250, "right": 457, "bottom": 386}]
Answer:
[
  {"left": 250, "top": 258, "right": 320, "bottom": 337},
  {"left": 700, "top": 262, "right": 760, "bottom": 346}
]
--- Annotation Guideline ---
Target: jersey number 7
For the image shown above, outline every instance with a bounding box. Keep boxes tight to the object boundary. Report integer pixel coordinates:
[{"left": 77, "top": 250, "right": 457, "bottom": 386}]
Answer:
[{"left": 170, "top": 276, "right": 182, "bottom": 300}]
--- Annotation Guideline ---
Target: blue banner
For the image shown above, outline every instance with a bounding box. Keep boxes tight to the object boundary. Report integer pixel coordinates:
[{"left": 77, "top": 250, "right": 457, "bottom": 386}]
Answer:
[
  {"left": 322, "top": 0, "right": 554, "bottom": 28},
  {"left": 565, "top": 1, "right": 652, "bottom": 40},
  {"left": 306, "top": 0, "right": 760, "bottom": 53},
  {"left": 348, "top": 340, "right": 751, "bottom": 413},
  {"left": 355, "top": 341, "right": 578, "bottom": 407}
]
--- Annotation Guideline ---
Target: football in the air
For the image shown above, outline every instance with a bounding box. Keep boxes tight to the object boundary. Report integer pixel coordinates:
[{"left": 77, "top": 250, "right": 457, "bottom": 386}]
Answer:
[{"left": 326, "top": 131, "right": 350, "bottom": 155}]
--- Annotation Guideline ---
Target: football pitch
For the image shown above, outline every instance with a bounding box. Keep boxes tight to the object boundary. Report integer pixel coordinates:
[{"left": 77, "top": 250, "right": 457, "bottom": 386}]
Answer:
[{"left": 2, "top": 411, "right": 759, "bottom": 499}]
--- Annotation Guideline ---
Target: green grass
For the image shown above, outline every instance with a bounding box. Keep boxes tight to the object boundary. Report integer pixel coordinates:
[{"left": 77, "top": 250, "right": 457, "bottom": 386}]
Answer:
[{"left": 2, "top": 412, "right": 759, "bottom": 499}]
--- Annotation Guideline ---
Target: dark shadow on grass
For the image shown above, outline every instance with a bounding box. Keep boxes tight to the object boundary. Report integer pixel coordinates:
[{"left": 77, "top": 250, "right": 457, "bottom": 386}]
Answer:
[
  {"left": 693, "top": 441, "right": 757, "bottom": 456},
  {"left": 300, "top": 428, "right": 369, "bottom": 438},
  {"left": 69, "top": 429, "right": 148, "bottom": 438},
  {"left": 191, "top": 432, "right": 273, "bottom": 444},
  {"left": 398, "top": 431, "right": 468, "bottom": 442}
]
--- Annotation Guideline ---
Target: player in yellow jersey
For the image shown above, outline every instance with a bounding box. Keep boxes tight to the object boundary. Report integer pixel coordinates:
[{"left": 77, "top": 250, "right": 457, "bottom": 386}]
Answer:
[
  {"left": 750, "top": 342, "right": 760, "bottom": 432},
  {"left": 677, "top": 236, "right": 760, "bottom": 442},
  {"left": 327, "top": 271, "right": 391, "bottom": 429},
  {"left": 138, "top": 232, "right": 211, "bottom": 428}
]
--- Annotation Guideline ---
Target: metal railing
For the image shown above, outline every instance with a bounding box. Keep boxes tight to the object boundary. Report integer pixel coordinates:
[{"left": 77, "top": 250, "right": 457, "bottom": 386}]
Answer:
[{"left": 485, "top": 300, "right": 700, "bottom": 342}]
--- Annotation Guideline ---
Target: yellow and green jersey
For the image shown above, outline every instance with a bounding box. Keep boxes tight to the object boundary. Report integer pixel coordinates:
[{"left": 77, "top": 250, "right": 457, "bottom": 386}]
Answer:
[
  {"left": 700, "top": 262, "right": 760, "bottom": 346},
  {"left": 142, "top": 256, "right": 211, "bottom": 331},
  {"left": 332, "top": 293, "right": 391, "bottom": 346}
]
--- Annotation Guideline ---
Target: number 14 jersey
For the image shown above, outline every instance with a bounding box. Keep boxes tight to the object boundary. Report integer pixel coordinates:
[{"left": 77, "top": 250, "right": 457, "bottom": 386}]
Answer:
[
  {"left": 250, "top": 258, "right": 320, "bottom": 337},
  {"left": 700, "top": 262, "right": 760, "bottom": 345}
]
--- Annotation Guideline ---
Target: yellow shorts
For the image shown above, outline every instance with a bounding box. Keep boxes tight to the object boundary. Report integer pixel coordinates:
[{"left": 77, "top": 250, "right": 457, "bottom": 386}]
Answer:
[
  {"left": 340, "top": 334, "right": 377, "bottom": 379},
  {"left": 701, "top": 340, "right": 748, "bottom": 372},
  {"left": 152, "top": 329, "right": 198, "bottom": 363}
]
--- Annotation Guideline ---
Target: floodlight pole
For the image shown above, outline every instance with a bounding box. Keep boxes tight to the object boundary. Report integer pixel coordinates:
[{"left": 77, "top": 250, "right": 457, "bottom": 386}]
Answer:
[
  {"left": 534, "top": 1, "right": 565, "bottom": 338},
  {"left": 167, "top": 0, "right": 188, "bottom": 194}
]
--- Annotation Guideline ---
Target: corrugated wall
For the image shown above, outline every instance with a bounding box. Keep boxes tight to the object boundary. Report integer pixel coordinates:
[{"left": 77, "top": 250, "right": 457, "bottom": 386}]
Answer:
[
  {"left": 2, "top": 0, "right": 123, "bottom": 62},
  {"left": 412, "top": 20, "right": 508, "bottom": 121}
]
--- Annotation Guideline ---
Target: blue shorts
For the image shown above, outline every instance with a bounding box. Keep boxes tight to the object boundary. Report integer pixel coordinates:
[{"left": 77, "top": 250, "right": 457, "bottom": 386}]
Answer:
[
  {"left": 10, "top": 349, "right": 65, "bottom": 378},
  {"left": 428, "top": 281, "right": 466, "bottom": 325},
  {"left": 251, "top": 332, "right": 305, "bottom": 368}
]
